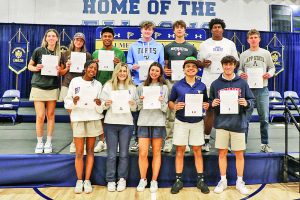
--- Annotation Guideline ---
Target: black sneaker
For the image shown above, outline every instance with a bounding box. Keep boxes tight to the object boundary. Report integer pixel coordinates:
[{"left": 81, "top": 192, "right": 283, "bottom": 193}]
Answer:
[
  {"left": 197, "top": 179, "right": 210, "bottom": 194},
  {"left": 171, "top": 179, "right": 183, "bottom": 194}
]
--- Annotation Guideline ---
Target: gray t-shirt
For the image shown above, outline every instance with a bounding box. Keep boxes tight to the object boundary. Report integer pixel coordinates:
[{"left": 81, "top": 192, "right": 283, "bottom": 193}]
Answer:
[
  {"left": 164, "top": 41, "right": 198, "bottom": 79},
  {"left": 30, "top": 47, "right": 60, "bottom": 90},
  {"left": 238, "top": 48, "right": 275, "bottom": 87}
]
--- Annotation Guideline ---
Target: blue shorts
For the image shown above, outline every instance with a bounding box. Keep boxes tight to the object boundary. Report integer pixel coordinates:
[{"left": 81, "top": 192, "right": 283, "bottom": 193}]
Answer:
[{"left": 137, "top": 126, "right": 166, "bottom": 138}]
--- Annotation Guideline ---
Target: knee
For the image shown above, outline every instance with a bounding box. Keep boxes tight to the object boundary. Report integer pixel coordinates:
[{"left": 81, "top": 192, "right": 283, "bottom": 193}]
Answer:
[
  {"left": 86, "top": 148, "right": 94, "bottom": 156},
  {"left": 46, "top": 112, "right": 55, "bottom": 120},
  {"left": 176, "top": 148, "right": 185, "bottom": 158},
  {"left": 76, "top": 152, "right": 84, "bottom": 159},
  {"left": 235, "top": 152, "right": 244, "bottom": 160},
  {"left": 36, "top": 114, "right": 45, "bottom": 122},
  {"left": 139, "top": 149, "right": 148, "bottom": 159},
  {"left": 219, "top": 151, "right": 228, "bottom": 159}
]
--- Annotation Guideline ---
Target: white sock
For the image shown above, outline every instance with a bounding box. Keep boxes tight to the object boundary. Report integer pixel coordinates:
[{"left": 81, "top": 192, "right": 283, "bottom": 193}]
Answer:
[
  {"left": 221, "top": 175, "right": 227, "bottom": 182},
  {"left": 37, "top": 137, "right": 43, "bottom": 143},
  {"left": 237, "top": 176, "right": 243, "bottom": 182},
  {"left": 46, "top": 136, "right": 52, "bottom": 144},
  {"left": 204, "top": 134, "right": 210, "bottom": 140}
]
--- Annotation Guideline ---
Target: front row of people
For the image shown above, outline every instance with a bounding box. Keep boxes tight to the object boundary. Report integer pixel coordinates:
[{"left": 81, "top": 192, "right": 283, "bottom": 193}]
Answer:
[{"left": 64, "top": 55, "right": 253, "bottom": 195}]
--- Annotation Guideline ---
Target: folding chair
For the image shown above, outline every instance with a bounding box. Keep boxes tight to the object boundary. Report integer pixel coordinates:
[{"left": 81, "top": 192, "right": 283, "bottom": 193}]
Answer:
[{"left": 0, "top": 89, "right": 21, "bottom": 125}]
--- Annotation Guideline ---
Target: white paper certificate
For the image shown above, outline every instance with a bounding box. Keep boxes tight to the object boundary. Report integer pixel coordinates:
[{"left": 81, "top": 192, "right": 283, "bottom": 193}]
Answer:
[
  {"left": 185, "top": 94, "right": 203, "bottom": 117},
  {"left": 111, "top": 90, "right": 131, "bottom": 113},
  {"left": 246, "top": 68, "right": 264, "bottom": 88},
  {"left": 41, "top": 55, "right": 58, "bottom": 76},
  {"left": 171, "top": 60, "right": 185, "bottom": 81},
  {"left": 70, "top": 52, "right": 86, "bottom": 73},
  {"left": 138, "top": 60, "right": 154, "bottom": 81},
  {"left": 143, "top": 86, "right": 161, "bottom": 109},
  {"left": 98, "top": 50, "right": 114, "bottom": 71},
  {"left": 220, "top": 90, "right": 239, "bottom": 114},
  {"left": 76, "top": 88, "right": 97, "bottom": 109},
  {"left": 207, "top": 54, "right": 223, "bottom": 74}
]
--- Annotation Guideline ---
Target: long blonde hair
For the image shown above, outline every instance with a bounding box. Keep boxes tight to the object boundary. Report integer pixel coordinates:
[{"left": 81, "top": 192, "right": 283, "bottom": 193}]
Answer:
[
  {"left": 41, "top": 29, "right": 61, "bottom": 58},
  {"left": 108, "top": 62, "right": 133, "bottom": 90}
]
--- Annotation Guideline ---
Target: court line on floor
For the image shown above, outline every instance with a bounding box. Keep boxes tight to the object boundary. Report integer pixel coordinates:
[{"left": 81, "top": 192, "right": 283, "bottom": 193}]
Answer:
[
  {"left": 33, "top": 187, "right": 53, "bottom": 200},
  {"left": 240, "top": 184, "right": 266, "bottom": 200}
]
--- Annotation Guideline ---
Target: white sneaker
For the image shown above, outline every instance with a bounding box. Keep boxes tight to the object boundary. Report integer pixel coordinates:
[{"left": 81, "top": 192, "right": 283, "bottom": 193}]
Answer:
[
  {"left": 117, "top": 178, "right": 126, "bottom": 192},
  {"left": 214, "top": 180, "right": 227, "bottom": 193},
  {"left": 136, "top": 179, "right": 147, "bottom": 192},
  {"left": 103, "top": 141, "right": 107, "bottom": 150},
  {"left": 94, "top": 141, "right": 105, "bottom": 152},
  {"left": 70, "top": 142, "right": 76, "bottom": 153},
  {"left": 150, "top": 180, "right": 158, "bottom": 193},
  {"left": 202, "top": 143, "right": 211, "bottom": 152},
  {"left": 130, "top": 141, "right": 139, "bottom": 152},
  {"left": 236, "top": 180, "right": 250, "bottom": 195},
  {"left": 260, "top": 144, "right": 273, "bottom": 153},
  {"left": 83, "top": 180, "right": 93, "bottom": 193},
  {"left": 74, "top": 180, "right": 83, "bottom": 194},
  {"left": 163, "top": 140, "right": 173, "bottom": 153},
  {"left": 107, "top": 182, "right": 116, "bottom": 192},
  {"left": 44, "top": 142, "right": 52, "bottom": 154},
  {"left": 35, "top": 142, "right": 44, "bottom": 154},
  {"left": 185, "top": 145, "right": 190, "bottom": 153}
]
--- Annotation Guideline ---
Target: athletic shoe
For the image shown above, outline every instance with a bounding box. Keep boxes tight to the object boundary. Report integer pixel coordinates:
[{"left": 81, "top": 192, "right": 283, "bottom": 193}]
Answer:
[
  {"left": 44, "top": 142, "right": 52, "bottom": 154},
  {"left": 185, "top": 145, "right": 190, "bottom": 153},
  {"left": 130, "top": 141, "right": 139, "bottom": 152},
  {"left": 150, "top": 180, "right": 158, "bottom": 193},
  {"left": 236, "top": 180, "right": 250, "bottom": 195},
  {"left": 202, "top": 143, "right": 211, "bottom": 152},
  {"left": 163, "top": 140, "right": 173, "bottom": 153},
  {"left": 70, "top": 142, "right": 76, "bottom": 153},
  {"left": 260, "top": 144, "right": 273, "bottom": 153},
  {"left": 136, "top": 179, "right": 147, "bottom": 192},
  {"left": 171, "top": 179, "right": 183, "bottom": 194},
  {"left": 214, "top": 180, "right": 227, "bottom": 193},
  {"left": 74, "top": 180, "right": 83, "bottom": 194},
  {"left": 83, "top": 180, "right": 93, "bottom": 193},
  {"left": 35, "top": 142, "right": 44, "bottom": 154},
  {"left": 107, "top": 182, "right": 116, "bottom": 192},
  {"left": 197, "top": 179, "right": 210, "bottom": 194},
  {"left": 117, "top": 178, "right": 126, "bottom": 192},
  {"left": 94, "top": 141, "right": 105, "bottom": 152}
]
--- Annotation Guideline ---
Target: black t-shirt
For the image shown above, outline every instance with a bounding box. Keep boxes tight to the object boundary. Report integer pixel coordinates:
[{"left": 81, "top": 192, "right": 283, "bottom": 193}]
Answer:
[{"left": 30, "top": 47, "right": 60, "bottom": 90}]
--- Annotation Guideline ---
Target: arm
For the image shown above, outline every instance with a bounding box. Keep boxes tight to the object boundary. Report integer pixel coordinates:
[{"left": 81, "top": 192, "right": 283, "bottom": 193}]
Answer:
[
  {"left": 160, "top": 85, "right": 169, "bottom": 113},
  {"left": 95, "top": 83, "right": 103, "bottom": 114},
  {"left": 64, "top": 80, "right": 77, "bottom": 110}
]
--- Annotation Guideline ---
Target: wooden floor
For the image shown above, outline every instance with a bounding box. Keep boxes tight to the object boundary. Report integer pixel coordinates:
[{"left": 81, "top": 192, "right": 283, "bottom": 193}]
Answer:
[{"left": 0, "top": 183, "right": 299, "bottom": 200}]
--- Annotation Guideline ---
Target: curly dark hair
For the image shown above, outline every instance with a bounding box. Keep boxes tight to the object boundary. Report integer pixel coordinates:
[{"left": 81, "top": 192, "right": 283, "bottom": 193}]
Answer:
[{"left": 209, "top": 18, "right": 226, "bottom": 30}]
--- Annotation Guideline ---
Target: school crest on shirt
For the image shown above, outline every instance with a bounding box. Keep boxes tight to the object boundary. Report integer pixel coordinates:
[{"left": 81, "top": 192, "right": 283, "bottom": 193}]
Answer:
[{"left": 75, "top": 87, "right": 80, "bottom": 94}]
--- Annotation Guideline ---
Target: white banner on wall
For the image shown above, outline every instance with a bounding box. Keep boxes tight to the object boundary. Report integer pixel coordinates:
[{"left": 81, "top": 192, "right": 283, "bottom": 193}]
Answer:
[{"left": 1, "top": 0, "right": 300, "bottom": 31}]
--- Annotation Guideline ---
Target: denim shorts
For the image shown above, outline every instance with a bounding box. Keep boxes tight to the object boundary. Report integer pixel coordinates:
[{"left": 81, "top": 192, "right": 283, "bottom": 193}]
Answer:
[{"left": 137, "top": 126, "right": 166, "bottom": 138}]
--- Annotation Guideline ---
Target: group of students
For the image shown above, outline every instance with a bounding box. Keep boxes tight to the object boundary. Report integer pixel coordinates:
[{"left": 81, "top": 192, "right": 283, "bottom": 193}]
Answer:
[{"left": 27, "top": 18, "right": 275, "bottom": 195}]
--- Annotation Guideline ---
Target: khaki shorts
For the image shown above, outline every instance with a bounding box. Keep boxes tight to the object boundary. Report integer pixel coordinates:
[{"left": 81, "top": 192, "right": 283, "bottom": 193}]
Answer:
[
  {"left": 72, "top": 120, "right": 103, "bottom": 138},
  {"left": 58, "top": 86, "right": 68, "bottom": 102},
  {"left": 173, "top": 119, "right": 205, "bottom": 146},
  {"left": 29, "top": 87, "right": 58, "bottom": 101},
  {"left": 215, "top": 129, "right": 246, "bottom": 151}
]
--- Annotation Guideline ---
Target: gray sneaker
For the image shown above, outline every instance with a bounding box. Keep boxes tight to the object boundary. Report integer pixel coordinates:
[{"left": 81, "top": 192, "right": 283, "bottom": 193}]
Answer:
[
  {"left": 130, "top": 141, "right": 139, "bottom": 152},
  {"left": 83, "top": 180, "right": 93, "bottom": 193},
  {"left": 260, "top": 144, "right": 273, "bottom": 153}
]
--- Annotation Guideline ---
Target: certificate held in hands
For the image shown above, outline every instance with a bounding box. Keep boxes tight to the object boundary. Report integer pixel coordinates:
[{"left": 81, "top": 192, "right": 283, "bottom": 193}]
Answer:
[
  {"left": 143, "top": 86, "right": 161, "bottom": 109},
  {"left": 185, "top": 94, "right": 203, "bottom": 117},
  {"left": 76, "top": 88, "right": 97, "bottom": 109},
  {"left": 98, "top": 50, "right": 114, "bottom": 71},
  {"left": 111, "top": 90, "right": 131, "bottom": 113},
  {"left": 220, "top": 90, "right": 239, "bottom": 114},
  {"left": 207, "top": 53, "right": 223, "bottom": 74},
  {"left": 171, "top": 60, "right": 185, "bottom": 81},
  {"left": 246, "top": 68, "right": 264, "bottom": 88},
  {"left": 41, "top": 55, "right": 59, "bottom": 76},
  {"left": 138, "top": 60, "right": 154, "bottom": 81},
  {"left": 70, "top": 52, "right": 86, "bottom": 73}
]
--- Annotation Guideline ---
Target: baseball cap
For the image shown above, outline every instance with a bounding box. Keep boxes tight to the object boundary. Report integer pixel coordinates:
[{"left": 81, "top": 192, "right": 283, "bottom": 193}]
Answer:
[
  {"left": 183, "top": 56, "right": 200, "bottom": 68},
  {"left": 73, "top": 32, "right": 85, "bottom": 42}
]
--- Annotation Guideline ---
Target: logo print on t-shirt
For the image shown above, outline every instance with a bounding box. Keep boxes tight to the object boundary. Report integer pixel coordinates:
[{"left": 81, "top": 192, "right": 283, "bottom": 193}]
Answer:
[
  {"left": 177, "top": 51, "right": 181, "bottom": 56},
  {"left": 75, "top": 87, "right": 80, "bottom": 94}
]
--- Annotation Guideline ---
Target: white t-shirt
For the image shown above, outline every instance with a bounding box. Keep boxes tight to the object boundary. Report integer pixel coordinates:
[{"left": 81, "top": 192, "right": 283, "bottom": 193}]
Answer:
[
  {"left": 198, "top": 38, "right": 239, "bottom": 89},
  {"left": 64, "top": 77, "right": 103, "bottom": 122}
]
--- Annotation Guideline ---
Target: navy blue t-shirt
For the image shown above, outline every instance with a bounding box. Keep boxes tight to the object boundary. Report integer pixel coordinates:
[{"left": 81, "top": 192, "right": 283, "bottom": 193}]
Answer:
[{"left": 169, "top": 77, "right": 208, "bottom": 123}]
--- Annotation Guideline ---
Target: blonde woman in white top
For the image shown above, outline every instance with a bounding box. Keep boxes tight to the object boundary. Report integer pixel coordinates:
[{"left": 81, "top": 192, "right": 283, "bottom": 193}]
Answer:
[{"left": 100, "top": 62, "right": 137, "bottom": 192}]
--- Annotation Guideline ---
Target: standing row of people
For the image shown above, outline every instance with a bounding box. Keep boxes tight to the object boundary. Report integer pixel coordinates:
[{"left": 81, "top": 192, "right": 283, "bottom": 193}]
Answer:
[{"left": 27, "top": 17, "right": 275, "bottom": 194}]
